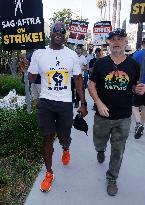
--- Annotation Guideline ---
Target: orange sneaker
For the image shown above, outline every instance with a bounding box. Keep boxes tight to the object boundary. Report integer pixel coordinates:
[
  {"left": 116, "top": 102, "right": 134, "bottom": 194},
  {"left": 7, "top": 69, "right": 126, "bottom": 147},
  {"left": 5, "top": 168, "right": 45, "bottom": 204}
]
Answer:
[
  {"left": 40, "top": 172, "right": 54, "bottom": 192},
  {"left": 62, "top": 150, "right": 70, "bottom": 165}
]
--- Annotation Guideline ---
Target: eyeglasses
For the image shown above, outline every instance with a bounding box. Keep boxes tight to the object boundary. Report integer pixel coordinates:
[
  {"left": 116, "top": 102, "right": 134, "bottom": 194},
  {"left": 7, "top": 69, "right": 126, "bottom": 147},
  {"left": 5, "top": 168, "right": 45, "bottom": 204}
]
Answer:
[{"left": 52, "top": 27, "right": 66, "bottom": 34}]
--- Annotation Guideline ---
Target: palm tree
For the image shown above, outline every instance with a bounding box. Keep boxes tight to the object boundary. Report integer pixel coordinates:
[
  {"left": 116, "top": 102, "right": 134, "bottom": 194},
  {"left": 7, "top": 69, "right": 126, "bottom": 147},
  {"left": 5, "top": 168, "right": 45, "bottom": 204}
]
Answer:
[
  {"left": 96, "top": 0, "right": 107, "bottom": 21},
  {"left": 112, "top": 0, "right": 117, "bottom": 29},
  {"left": 117, "top": 0, "right": 121, "bottom": 28},
  {"left": 108, "top": 0, "right": 111, "bottom": 21}
]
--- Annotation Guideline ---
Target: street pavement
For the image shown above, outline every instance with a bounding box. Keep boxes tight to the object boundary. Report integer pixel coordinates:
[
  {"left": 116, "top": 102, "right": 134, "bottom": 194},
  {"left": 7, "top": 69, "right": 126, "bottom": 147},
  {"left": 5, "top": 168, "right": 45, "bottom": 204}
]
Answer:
[{"left": 24, "top": 91, "right": 145, "bottom": 205}]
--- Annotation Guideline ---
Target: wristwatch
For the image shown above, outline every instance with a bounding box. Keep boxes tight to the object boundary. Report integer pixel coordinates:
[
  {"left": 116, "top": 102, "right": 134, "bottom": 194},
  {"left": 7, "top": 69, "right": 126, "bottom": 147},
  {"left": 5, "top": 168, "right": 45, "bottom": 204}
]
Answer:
[{"left": 81, "top": 101, "right": 87, "bottom": 106}]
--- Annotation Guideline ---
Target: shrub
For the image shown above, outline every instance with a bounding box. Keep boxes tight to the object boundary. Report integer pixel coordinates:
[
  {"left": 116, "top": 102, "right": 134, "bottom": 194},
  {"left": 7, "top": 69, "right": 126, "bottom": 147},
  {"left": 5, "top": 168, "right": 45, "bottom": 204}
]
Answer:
[
  {"left": 0, "top": 74, "right": 25, "bottom": 96},
  {"left": 0, "top": 107, "right": 42, "bottom": 157},
  {"left": 0, "top": 169, "right": 11, "bottom": 187},
  {"left": 0, "top": 107, "right": 42, "bottom": 204}
]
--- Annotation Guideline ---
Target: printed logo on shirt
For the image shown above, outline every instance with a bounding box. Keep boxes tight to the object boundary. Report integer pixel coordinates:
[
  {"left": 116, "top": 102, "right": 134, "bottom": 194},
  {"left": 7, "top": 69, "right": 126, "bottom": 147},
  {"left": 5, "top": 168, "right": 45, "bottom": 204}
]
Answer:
[
  {"left": 46, "top": 69, "right": 69, "bottom": 91},
  {"left": 56, "top": 57, "right": 60, "bottom": 66},
  {"left": 105, "top": 70, "right": 129, "bottom": 90}
]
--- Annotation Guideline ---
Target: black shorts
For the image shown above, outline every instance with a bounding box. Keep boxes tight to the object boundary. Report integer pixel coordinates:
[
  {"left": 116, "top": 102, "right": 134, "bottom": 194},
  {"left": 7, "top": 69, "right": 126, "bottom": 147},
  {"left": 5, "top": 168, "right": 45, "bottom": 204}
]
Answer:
[
  {"left": 37, "top": 98, "right": 73, "bottom": 137},
  {"left": 132, "top": 93, "right": 145, "bottom": 107}
]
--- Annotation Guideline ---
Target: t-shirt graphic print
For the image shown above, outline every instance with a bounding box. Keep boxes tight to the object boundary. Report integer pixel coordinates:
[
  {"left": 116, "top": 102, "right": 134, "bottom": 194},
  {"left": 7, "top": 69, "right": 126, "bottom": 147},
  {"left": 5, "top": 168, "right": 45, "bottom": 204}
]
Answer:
[
  {"left": 105, "top": 70, "right": 129, "bottom": 91},
  {"left": 47, "top": 69, "right": 69, "bottom": 91}
]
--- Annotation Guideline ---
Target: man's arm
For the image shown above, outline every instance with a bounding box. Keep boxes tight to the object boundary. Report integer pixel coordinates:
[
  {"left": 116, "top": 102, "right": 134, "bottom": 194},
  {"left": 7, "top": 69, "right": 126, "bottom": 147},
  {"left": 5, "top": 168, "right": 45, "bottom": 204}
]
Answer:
[
  {"left": 133, "top": 82, "right": 145, "bottom": 95},
  {"left": 82, "top": 64, "right": 88, "bottom": 71},
  {"left": 74, "top": 74, "right": 88, "bottom": 117},
  {"left": 74, "top": 74, "right": 85, "bottom": 102},
  {"left": 89, "top": 58, "right": 96, "bottom": 74},
  {"left": 19, "top": 57, "right": 37, "bottom": 83},
  {"left": 82, "top": 56, "right": 88, "bottom": 71},
  {"left": 88, "top": 80, "right": 109, "bottom": 117}
]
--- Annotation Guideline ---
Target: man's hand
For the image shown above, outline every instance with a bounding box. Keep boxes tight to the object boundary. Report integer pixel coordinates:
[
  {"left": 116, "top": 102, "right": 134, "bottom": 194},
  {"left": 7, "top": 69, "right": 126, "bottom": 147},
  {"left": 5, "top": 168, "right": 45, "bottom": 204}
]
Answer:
[
  {"left": 135, "top": 82, "right": 145, "bottom": 95},
  {"left": 95, "top": 98, "right": 109, "bottom": 117},
  {"left": 77, "top": 105, "right": 88, "bottom": 117},
  {"left": 18, "top": 57, "right": 29, "bottom": 72}
]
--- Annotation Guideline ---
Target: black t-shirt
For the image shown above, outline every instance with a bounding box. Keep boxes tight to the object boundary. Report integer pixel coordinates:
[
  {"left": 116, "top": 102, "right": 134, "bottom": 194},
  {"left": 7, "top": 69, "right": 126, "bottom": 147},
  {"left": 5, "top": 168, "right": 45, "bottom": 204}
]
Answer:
[
  {"left": 89, "top": 55, "right": 140, "bottom": 119},
  {"left": 89, "top": 57, "right": 99, "bottom": 69}
]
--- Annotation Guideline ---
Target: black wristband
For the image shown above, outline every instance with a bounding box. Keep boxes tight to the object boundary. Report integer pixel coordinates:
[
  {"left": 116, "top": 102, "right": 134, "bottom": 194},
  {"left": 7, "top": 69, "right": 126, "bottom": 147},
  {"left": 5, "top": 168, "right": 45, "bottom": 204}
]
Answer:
[{"left": 81, "top": 101, "right": 87, "bottom": 106}]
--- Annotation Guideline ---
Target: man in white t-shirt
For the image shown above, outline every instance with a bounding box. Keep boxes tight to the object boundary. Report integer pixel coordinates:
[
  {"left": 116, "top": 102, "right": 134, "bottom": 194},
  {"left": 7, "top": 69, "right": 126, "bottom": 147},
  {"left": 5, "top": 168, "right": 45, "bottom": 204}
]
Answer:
[
  {"left": 72, "top": 45, "right": 87, "bottom": 108},
  {"left": 19, "top": 22, "right": 88, "bottom": 192},
  {"left": 86, "top": 46, "right": 95, "bottom": 66}
]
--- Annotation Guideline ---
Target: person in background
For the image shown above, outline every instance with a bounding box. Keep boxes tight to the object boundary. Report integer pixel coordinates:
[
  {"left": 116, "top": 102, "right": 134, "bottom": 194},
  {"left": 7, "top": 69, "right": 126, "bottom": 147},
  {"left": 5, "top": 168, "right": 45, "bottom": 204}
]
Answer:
[
  {"left": 86, "top": 46, "right": 95, "bottom": 69},
  {"left": 72, "top": 44, "right": 87, "bottom": 108},
  {"left": 125, "top": 45, "right": 132, "bottom": 57},
  {"left": 89, "top": 47, "right": 101, "bottom": 110},
  {"left": 85, "top": 46, "right": 95, "bottom": 88},
  {"left": 88, "top": 28, "right": 144, "bottom": 196},
  {"left": 19, "top": 22, "right": 88, "bottom": 193},
  {"left": 132, "top": 38, "right": 145, "bottom": 139},
  {"left": 89, "top": 48, "right": 101, "bottom": 74}
]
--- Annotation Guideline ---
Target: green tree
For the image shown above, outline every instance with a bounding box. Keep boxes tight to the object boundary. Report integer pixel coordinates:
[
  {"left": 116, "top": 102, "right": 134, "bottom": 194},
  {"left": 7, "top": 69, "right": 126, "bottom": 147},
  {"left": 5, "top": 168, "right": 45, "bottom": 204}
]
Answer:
[
  {"left": 50, "top": 8, "right": 73, "bottom": 25},
  {"left": 50, "top": 8, "right": 88, "bottom": 26}
]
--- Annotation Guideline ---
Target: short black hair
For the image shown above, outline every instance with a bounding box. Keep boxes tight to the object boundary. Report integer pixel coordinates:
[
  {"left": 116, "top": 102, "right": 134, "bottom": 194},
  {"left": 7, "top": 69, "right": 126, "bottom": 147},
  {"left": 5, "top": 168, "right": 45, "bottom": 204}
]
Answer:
[
  {"left": 95, "top": 48, "right": 101, "bottom": 53},
  {"left": 76, "top": 44, "right": 83, "bottom": 49}
]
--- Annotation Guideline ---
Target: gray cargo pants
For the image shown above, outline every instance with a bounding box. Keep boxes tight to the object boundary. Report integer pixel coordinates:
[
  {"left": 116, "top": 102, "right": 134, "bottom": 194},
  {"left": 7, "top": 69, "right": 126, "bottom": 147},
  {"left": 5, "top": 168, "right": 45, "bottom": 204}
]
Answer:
[{"left": 93, "top": 115, "right": 131, "bottom": 180}]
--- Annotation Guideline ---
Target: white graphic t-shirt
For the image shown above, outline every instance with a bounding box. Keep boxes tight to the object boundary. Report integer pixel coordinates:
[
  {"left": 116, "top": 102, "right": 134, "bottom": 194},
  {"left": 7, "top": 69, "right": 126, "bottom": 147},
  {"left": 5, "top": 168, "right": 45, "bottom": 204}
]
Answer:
[
  {"left": 28, "top": 46, "right": 81, "bottom": 102},
  {"left": 86, "top": 53, "right": 95, "bottom": 65},
  {"left": 78, "top": 55, "right": 87, "bottom": 75}
]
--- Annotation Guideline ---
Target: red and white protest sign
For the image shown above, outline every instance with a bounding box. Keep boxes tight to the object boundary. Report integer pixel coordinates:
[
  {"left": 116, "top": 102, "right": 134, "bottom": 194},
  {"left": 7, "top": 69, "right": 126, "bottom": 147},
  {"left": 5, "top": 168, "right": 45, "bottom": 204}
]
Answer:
[
  {"left": 93, "top": 21, "right": 112, "bottom": 46},
  {"left": 67, "top": 20, "right": 89, "bottom": 45}
]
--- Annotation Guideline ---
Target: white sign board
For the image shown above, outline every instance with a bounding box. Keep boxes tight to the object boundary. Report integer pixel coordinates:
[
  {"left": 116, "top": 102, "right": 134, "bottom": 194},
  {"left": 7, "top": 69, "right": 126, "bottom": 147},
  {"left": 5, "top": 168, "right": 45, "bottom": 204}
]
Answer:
[{"left": 93, "top": 21, "right": 112, "bottom": 46}]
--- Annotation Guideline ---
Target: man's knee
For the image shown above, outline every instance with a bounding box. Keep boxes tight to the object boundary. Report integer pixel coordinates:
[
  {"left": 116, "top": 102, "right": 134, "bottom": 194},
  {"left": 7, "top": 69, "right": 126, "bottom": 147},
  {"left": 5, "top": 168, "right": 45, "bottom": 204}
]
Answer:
[{"left": 43, "top": 134, "right": 55, "bottom": 145}]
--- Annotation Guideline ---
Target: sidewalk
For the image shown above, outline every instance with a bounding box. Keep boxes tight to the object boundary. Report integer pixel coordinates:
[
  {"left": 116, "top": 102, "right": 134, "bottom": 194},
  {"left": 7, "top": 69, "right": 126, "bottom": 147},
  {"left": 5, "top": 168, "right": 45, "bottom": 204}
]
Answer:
[{"left": 24, "top": 91, "right": 145, "bottom": 205}]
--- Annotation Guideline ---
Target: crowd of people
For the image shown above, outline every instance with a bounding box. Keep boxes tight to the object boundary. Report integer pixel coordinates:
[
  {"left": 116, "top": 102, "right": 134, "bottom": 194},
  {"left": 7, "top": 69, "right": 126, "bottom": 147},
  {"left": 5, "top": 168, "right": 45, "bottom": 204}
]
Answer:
[{"left": 19, "top": 22, "right": 145, "bottom": 197}]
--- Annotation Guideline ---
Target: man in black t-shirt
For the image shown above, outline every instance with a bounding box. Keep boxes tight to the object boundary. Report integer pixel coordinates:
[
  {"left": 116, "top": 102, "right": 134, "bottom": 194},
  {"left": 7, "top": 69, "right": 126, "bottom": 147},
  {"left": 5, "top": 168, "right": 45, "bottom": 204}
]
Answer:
[
  {"left": 89, "top": 47, "right": 101, "bottom": 74},
  {"left": 89, "top": 47, "right": 101, "bottom": 110},
  {"left": 88, "top": 28, "right": 144, "bottom": 196}
]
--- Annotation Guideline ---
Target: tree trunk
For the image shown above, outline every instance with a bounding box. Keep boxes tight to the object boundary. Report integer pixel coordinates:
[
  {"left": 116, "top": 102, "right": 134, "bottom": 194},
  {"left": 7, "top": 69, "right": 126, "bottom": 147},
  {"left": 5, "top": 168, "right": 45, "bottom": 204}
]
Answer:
[
  {"left": 117, "top": 0, "right": 121, "bottom": 28},
  {"left": 104, "top": 5, "right": 107, "bottom": 20},
  {"left": 112, "top": 0, "right": 117, "bottom": 29},
  {"left": 101, "top": 7, "right": 103, "bottom": 20},
  {"left": 108, "top": 0, "right": 110, "bottom": 21},
  {"left": 136, "top": 23, "right": 143, "bottom": 50}
]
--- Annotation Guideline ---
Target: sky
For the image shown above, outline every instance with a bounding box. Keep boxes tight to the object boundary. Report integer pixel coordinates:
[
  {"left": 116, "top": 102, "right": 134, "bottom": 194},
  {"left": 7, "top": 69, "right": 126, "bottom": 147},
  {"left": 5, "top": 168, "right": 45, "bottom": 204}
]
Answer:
[{"left": 42, "top": 0, "right": 132, "bottom": 29}]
